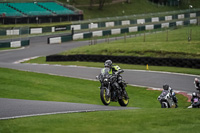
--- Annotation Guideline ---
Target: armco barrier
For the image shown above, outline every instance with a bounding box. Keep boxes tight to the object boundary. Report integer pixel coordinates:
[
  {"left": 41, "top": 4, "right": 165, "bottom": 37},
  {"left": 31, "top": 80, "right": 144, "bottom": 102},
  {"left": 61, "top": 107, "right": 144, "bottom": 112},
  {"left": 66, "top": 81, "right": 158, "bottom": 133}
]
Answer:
[
  {"left": 1, "top": 10, "right": 199, "bottom": 37},
  {"left": 48, "top": 18, "right": 197, "bottom": 44},
  {"left": 0, "top": 40, "right": 30, "bottom": 48},
  {"left": 46, "top": 55, "right": 200, "bottom": 69}
]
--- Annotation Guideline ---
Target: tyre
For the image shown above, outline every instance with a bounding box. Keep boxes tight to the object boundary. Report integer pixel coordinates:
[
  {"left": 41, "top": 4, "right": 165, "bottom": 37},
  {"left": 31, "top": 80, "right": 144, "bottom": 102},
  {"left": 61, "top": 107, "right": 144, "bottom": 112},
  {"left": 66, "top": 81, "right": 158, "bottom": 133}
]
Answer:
[
  {"left": 161, "top": 102, "right": 168, "bottom": 108},
  {"left": 118, "top": 91, "right": 129, "bottom": 106},
  {"left": 100, "top": 88, "right": 111, "bottom": 106}
]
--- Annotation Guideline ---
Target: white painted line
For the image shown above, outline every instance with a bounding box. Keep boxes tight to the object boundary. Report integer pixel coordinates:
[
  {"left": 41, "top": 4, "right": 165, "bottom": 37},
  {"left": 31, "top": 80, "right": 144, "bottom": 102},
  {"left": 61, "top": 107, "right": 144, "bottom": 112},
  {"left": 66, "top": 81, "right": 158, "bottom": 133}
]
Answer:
[
  {"left": 0, "top": 108, "right": 137, "bottom": 120},
  {"left": 13, "top": 56, "right": 39, "bottom": 64},
  {"left": 0, "top": 110, "right": 99, "bottom": 120}
]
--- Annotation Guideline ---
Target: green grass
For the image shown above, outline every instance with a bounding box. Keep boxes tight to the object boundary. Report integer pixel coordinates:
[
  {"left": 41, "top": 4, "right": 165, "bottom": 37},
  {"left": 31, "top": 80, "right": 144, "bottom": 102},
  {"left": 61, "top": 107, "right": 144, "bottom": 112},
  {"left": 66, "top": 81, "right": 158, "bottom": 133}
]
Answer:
[
  {"left": 0, "top": 67, "right": 196, "bottom": 133},
  {"left": 1, "top": 109, "right": 200, "bottom": 133},
  {"left": 67, "top": 0, "right": 200, "bottom": 19},
  {"left": 0, "top": 47, "right": 19, "bottom": 51},
  {"left": 62, "top": 25, "right": 200, "bottom": 59}
]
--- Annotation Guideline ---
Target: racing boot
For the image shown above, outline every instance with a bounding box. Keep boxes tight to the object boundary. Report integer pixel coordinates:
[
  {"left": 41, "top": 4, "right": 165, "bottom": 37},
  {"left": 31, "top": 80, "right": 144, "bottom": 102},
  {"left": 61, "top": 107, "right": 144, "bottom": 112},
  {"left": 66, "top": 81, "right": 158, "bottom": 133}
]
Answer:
[
  {"left": 175, "top": 103, "right": 178, "bottom": 108},
  {"left": 173, "top": 96, "right": 178, "bottom": 108}
]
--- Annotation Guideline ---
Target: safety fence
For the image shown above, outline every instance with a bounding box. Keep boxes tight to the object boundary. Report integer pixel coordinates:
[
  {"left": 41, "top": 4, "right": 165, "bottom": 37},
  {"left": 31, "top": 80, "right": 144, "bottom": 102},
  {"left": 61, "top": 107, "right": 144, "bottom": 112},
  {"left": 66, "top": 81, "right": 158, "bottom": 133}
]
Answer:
[
  {"left": 46, "top": 54, "right": 200, "bottom": 69},
  {"left": 47, "top": 18, "right": 198, "bottom": 44},
  {"left": 68, "top": 11, "right": 199, "bottom": 31},
  {"left": 0, "top": 39, "right": 29, "bottom": 48},
  {"left": 0, "top": 9, "right": 199, "bottom": 36}
]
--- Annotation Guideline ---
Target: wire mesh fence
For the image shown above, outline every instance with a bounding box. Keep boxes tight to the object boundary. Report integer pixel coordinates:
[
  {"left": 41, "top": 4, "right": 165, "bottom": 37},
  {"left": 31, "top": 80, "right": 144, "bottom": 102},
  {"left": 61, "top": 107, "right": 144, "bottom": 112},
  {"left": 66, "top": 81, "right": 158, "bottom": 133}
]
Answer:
[
  {"left": 88, "top": 24, "right": 200, "bottom": 45},
  {"left": 0, "top": 27, "right": 30, "bottom": 42}
]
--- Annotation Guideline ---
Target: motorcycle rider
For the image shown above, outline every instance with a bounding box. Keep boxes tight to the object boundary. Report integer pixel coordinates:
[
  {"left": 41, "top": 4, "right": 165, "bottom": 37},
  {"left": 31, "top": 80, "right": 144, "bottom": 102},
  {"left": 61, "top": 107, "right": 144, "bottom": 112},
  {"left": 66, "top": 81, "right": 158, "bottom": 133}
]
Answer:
[
  {"left": 191, "top": 92, "right": 200, "bottom": 108},
  {"left": 104, "top": 60, "right": 128, "bottom": 99},
  {"left": 163, "top": 84, "right": 178, "bottom": 108},
  {"left": 194, "top": 78, "right": 200, "bottom": 91}
]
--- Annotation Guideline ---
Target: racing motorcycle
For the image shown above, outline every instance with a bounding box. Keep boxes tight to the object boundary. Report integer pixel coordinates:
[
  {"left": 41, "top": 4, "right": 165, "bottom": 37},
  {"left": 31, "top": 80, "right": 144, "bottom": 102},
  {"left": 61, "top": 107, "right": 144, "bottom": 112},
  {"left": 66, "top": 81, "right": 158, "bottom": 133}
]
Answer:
[
  {"left": 191, "top": 97, "right": 200, "bottom": 108},
  {"left": 188, "top": 94, "right": 200, "bottom": 108},
  {"left": 96, "top": 68, "right": 129, "bottom": 106},
  {"left": 158, "top": 90, "right": 176, "bottom": 108}
]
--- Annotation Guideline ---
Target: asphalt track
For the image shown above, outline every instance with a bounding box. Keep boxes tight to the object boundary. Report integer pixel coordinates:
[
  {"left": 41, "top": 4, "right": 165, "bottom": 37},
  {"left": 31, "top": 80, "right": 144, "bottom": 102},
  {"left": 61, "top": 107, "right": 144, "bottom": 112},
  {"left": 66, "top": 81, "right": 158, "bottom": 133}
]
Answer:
[
  {"left": 0, "top": 98, "right": 137, "bottom": 120},
  {"left": 0, "top": 35, "right": 199, "bottom": 119}
]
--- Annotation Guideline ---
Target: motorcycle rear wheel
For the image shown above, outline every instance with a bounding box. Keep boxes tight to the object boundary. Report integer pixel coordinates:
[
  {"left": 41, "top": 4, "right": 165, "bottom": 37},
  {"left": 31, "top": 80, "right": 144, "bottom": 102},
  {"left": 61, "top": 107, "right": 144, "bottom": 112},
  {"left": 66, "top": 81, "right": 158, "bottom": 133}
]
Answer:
[{"left": 100, "top": 88, "right": 111, "bottom": 106}]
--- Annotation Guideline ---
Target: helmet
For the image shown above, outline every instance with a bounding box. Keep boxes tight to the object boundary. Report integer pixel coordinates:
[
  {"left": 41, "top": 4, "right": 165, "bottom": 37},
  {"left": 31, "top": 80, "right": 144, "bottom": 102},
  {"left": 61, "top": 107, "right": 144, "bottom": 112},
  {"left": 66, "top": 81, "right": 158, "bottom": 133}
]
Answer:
[
  {"left": 195, "top": 78, "right": 199, "bottom": 83},
  {"left": 163, "top": 84, "right": 169, "bottom": 90},
  {"left": 192, "top": 92, "right": 197, "bottom": 97},
  {"left": 104, "top": 60, "right": 112, "bottom": 68}
]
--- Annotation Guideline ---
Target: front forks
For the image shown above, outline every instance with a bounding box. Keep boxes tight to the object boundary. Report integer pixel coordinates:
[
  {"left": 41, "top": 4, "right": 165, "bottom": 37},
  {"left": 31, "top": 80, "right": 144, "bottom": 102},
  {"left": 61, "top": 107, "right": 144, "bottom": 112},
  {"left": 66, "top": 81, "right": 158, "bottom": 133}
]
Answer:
[{"left": 106, "top": 83, "right": 111, "bottom": 97}]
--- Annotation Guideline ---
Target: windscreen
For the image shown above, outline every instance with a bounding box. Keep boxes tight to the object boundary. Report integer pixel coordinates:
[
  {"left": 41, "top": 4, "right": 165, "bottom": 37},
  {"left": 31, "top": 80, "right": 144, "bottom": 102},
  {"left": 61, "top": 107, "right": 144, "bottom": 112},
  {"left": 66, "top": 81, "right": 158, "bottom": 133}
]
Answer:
[{"left": 101, "top": 68, "right": 110, "bottom": 77}]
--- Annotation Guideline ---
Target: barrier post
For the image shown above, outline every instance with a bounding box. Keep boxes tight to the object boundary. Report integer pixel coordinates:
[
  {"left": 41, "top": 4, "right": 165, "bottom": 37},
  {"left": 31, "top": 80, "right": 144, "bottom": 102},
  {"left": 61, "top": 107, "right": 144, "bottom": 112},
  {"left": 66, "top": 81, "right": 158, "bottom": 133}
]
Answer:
[
  {"left": 108, "top": 35, "right": 110, "bottom": 43},
  {"left": 166, "top": 29, "right": 168, "bottom": 41},
  {"left": 124, "top": 33, "right": 127, "bottom": 43}
]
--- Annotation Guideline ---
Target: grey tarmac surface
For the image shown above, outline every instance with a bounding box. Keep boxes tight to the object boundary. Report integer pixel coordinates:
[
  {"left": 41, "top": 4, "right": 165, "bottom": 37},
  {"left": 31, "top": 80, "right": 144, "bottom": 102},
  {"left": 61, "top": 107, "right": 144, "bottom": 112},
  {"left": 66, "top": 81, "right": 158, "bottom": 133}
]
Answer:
[
  {"left": 0, "top": 98, "right": 137, "bottom": 120},
  {"left": 0, "top": 34, "right": 199, "bottom": 119},
  {"left": 0, "top": 62, "right": 198, "bottom": 93}
]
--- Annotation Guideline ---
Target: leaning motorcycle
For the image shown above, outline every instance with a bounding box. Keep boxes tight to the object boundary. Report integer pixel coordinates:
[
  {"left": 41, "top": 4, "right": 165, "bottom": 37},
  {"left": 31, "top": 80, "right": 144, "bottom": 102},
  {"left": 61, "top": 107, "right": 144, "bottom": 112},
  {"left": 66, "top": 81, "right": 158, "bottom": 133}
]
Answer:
[
  {"left": 190, "top": 97, "right": 200, "bottom": 108},
  {"left": 97, "top": 68, "right": 129, "bottom": 106},
  {"left": 158, "top": 90, "right": 176, "bottom": 108}
]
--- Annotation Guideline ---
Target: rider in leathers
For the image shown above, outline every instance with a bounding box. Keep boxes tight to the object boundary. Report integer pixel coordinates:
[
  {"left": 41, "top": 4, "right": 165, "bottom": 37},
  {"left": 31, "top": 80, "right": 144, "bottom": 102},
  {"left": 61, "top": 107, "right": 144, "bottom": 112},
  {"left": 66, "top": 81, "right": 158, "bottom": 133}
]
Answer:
[
  {"left": 194, "top": 78, "right": 200, "bottom": 91},
  {"left": 191, "top": 92, "right": 200, "bottom": 108},
  {"left": 163, "top": 84, "right": 178, "bottom": 108},
  {"left": 104, "top": 60, "right": 128, "bottom": 99}
]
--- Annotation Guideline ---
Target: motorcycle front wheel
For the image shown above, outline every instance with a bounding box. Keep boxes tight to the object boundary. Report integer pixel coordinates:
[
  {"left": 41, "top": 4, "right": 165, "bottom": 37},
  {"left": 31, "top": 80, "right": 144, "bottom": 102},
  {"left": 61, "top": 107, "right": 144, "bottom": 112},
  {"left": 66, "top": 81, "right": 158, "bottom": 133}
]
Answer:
[
  {"left": 118, "top": 91, "right": 129, "bottom": 106},
  {"left": 161, "top": 102, "right": 168, "bottom": 108},
  {"left": 100, "top": 88, "right": 111, "bottom": 106}
]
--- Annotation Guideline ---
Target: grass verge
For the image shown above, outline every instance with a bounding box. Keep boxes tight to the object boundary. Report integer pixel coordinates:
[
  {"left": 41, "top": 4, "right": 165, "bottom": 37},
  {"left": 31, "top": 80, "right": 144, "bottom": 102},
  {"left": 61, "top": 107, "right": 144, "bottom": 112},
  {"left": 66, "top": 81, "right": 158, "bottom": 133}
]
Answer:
[
  {"left": 62, "top": 26, "right": 200, "bottom": 59},
  {"left": 0, "top": 67, "right": 195, "bottom": 133},
  {"left": 1, "top": 109, "right": 200, "bottom": 133}
]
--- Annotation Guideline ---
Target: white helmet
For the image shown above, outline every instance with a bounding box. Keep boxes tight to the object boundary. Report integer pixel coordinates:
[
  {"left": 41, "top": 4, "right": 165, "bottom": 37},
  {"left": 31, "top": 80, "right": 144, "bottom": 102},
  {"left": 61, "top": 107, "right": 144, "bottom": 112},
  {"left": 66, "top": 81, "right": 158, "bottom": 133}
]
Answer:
[{"left": 192, "top": 92, "right": 197, "bottom": 97}]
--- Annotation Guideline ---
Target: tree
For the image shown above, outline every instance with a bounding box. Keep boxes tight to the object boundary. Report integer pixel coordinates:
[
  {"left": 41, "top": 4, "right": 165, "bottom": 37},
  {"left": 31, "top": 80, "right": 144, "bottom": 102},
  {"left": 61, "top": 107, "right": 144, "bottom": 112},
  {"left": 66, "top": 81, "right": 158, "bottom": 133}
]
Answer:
[
  {"left": 126, "top": 0, "right": 131, "bottom": 3},
  {"left": 89, "top": 0, "right": 112, "bottom": 10},
  {"left": 98, "top": 0, "right": 106, "bottom": 10},
  {"left": 89, "top": 0, "right": 94, "bottom": 10}
]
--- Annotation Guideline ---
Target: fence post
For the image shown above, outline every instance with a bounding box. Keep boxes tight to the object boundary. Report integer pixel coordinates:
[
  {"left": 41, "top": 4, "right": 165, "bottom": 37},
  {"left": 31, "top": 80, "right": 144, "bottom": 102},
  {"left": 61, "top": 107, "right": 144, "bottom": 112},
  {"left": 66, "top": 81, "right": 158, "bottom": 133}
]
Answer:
[
  {"left": 166, "top": 29, "right": 168, "bottom": 42},
  {"left": 198, "top": 17, "right": 200, "bottom": 26},
  {"left": 124, "top": 33, "right": 126, "bottom": 43},
  {"left": 107, "top": 35, "right": 109, "bottom": 44},
  {"left": 90, "top": 37, "right": 93, "bottom": 45}
]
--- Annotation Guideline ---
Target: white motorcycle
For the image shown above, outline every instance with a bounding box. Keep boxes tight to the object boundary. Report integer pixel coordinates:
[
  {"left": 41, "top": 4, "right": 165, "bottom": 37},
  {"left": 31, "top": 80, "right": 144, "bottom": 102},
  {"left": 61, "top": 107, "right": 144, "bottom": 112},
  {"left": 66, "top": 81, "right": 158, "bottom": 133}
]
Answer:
[{"left": 158, "top": 90, "right": 176, "bottom": 108}]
